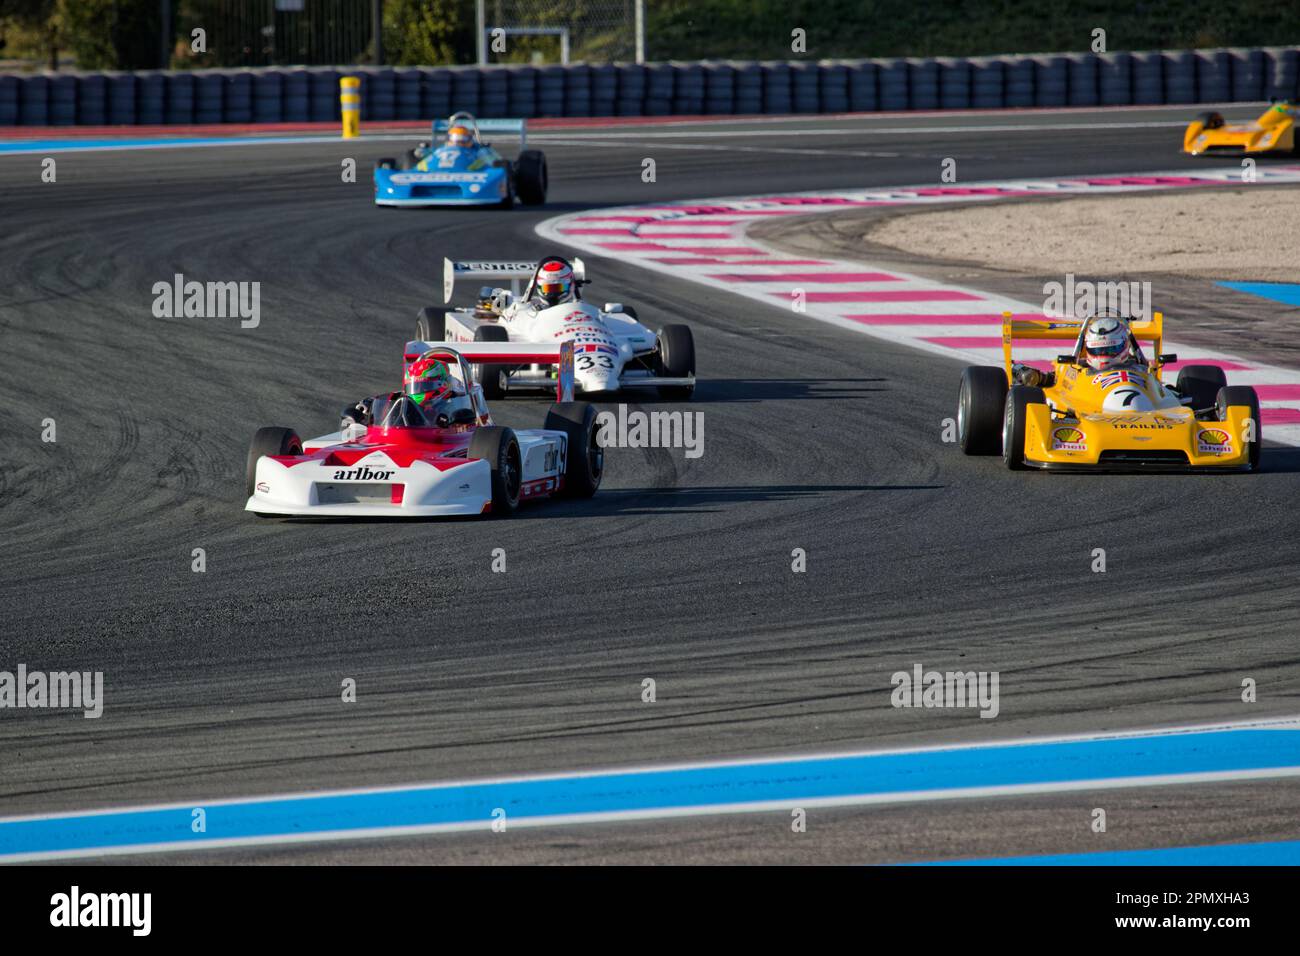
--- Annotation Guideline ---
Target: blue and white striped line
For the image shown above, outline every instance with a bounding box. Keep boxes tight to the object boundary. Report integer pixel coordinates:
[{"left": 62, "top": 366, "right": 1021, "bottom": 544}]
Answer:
[{"left": 1, "top": 717, "right": 1297, "bottom": 862}]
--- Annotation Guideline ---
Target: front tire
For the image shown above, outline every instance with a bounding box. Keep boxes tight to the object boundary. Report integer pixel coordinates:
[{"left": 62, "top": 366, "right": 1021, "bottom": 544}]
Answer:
[
  {"left": 473, "top": 324, "right": 511, "bottom": 400},
  {"left": 958, "top": 366, "right": 1008, "bottom": 455},
  {"left": 1176, "top": 364, "right": 1227, "bottom": 413},
  {"left": 1002, "top": 386, "right": 1044, "bottom": 471},
  {"left": 655, "top": 324, "right": 695, "bottom": 400},
  {"left": 1217, "top": 385, "right": 1261, "bottom": 471},
  {"left": 545, "top": 402, "right": 604, "bottom": 498},
  {"left": 514, "top": 150, "right": 548, "bottom": 205},
  {"left": 246, "top": 426, "right": 302, "bottom": 497},
  {"left": 468, "top": 427, "right": 522, "bottom": 515}
]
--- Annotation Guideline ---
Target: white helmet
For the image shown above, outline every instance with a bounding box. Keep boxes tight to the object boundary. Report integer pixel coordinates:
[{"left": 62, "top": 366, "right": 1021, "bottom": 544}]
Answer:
[
  {"left": 535, "top": 259, "right": 575, "bottom": 306},
  {"left": 1081, "top": 315, "right": 1133, "bottom": 371}
]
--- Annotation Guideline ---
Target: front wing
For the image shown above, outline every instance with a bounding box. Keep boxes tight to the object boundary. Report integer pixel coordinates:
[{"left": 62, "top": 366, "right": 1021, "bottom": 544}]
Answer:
[
  {"left": 442, "top": 312, "right": 693, "bottom": 395},
  {"left": 245, "top": 429, "right": 566, "bottom": 517},
  {"left": 374, "top": 167, "right": 510, "bottom": 207},
  {"left": 1021, "top": 405, "right": 1256, "bottom": 471}
]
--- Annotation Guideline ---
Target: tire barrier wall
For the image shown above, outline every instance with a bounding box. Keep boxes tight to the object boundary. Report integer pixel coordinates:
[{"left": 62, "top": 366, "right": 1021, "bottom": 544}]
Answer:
[{"left": 3, "top": 48, "right": 1298, "bottom": 126}]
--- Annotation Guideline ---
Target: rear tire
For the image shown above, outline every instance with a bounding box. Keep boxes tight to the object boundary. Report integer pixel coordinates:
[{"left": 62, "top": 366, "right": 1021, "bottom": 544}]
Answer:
[
  {"left": 246, "top": 426, "right": 302, "bottom": 497},
  {"left": 415, "top": 307, "right": 442, "bottom": 342},
  {"left": 1002, "top": 386, "right": 1044, "bottom": 471},
  {"left": 1176, "top": 364, "right": 1227, "bottom": 413},
  {"left": 468, "top": 427, "right": 522, "bottom": 515},
  {"left": 655, "top": 324, "right": 695, "bottom": 400},
  {"left": 514, "top": 150, "right": 548, "bottom": 205},
  {"left": 958, "top": 366, "right": 1008, "bottom": 455},
  {"left": 545, "top": 402, "right": 604, "bottom": 498},
  {"left": 1216, "top": 385, "right": 1261, "bottom": 471},
  {"left": 473, "top": 324, "right": 511, "bottom": 400}
]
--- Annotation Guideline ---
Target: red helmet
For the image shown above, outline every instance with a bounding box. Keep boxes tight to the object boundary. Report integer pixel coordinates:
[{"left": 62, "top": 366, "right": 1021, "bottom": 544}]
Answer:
[
  {"left": 404, "top": 354, "right": 455, "bottom": 405},
  {"left": 536, "top": 260, "right": 574, "bottom": 306}
]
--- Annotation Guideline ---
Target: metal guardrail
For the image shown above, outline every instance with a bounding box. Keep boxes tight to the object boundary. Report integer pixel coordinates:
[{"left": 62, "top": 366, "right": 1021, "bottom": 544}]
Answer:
[{"left": 1, "top": 49, "right": 1296, "bottom": 126}]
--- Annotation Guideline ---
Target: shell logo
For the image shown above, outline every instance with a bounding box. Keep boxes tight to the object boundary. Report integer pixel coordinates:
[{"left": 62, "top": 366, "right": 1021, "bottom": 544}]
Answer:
[
  {"left": 1051, "top": 426, "right": 1087, "bottom": 451},
  {"left": 1197, "top": 428, "right": 1233, "bottom": 455}
]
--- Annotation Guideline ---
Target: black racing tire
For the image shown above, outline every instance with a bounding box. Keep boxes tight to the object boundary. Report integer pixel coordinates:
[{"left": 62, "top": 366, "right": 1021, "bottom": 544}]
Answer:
[
  {"left": 1176, "top": 364, "right": 1228, "bottom": 413},
  {"left": 415, "top": 307, "right": 443, "bottom": 342},
  {"left": 958, "top": 366, "right": 1008, "bottom": 455},
  {"left": 246, "top": 426, "right": 302, "bottom": 498},
  {"left": 545, "top": 402, "right": 604, "bottom": 498},
  {"left": 473, "top": 324, "right": 511, "bottom": 400},
  {"left": 1216, "top": 385, "right": 1262, "bottom": 471},
  {"left": 655, "top": 324, "right": 695, "bottom": 400},
  {"left": 514, "top": 149, "right": 548, "bottom": 205},
  {"left": 1002, "top": 386, "right": 1045, "bottom": 471},
  {"left": 468, "top": 427, "right": 522, "bottom": 515},
  {"left": 1194, "top": 111, "right": 1225, "bottom": 130}
]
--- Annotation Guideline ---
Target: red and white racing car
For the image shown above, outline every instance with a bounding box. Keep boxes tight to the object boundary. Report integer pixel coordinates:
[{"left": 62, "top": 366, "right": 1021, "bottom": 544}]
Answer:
[{"left": 244, "top": 340, "right": 602, "bottom": 518}]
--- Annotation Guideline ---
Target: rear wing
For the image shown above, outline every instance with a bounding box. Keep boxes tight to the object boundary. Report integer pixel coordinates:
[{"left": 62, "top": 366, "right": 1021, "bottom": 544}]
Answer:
[
  {"left": 404, "top": 340, "right": 575, "bottom": 402},
  {"left": 443, "top": 257, "right": 586, "bottom": 302},
  {"left": 432, "top": 115, "right": 528, "bottom": 148},
  {"left": 1001, "top": 310, "right": 1165, "bottom": 381}
]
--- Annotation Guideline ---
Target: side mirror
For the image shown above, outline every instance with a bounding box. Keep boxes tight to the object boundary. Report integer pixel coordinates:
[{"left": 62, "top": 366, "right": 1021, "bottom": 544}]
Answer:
[
  {"left": 604, "top": 302, "right": 624, "bottom": 313},
  {"left": 1158, "top": 353, "right": 1177, "bottom": 364},
  {"left": 450, "top": 407, "right": 476, "bottom": 425},
  {"left": 1056, "top": 354, "right": 1075, "bottom": 364}
]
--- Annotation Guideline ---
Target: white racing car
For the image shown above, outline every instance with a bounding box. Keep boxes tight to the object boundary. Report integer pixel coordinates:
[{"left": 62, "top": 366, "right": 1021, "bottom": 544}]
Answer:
[{"left": 414, "top": 256, "right": 696, "bottom": 400}]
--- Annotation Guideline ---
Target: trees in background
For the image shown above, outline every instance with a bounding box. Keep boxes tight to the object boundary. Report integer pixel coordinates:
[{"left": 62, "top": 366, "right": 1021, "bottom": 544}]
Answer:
[
  {"left": 0, "top": 0, "right": 1294, "bottom": 72},
  {"left": 383, "top": 0, "right": 472, "bottom": 65}
]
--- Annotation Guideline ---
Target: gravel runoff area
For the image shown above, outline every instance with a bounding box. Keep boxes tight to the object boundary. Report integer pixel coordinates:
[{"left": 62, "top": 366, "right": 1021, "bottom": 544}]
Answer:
[{"left": 863, "top": 185, "right": 1300, "bottom": 282}]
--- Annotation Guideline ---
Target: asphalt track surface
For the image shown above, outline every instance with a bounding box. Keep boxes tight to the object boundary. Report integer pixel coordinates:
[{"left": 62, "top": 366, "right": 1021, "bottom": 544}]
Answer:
[{"left": 1, "top": 106, "right": 1298, "bottom": 863}]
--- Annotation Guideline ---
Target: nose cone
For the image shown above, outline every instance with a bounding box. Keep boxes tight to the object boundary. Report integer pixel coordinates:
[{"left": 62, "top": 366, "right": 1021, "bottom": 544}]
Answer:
[{"left": 580, "top": 369, "right": 621, "bottom": 395}]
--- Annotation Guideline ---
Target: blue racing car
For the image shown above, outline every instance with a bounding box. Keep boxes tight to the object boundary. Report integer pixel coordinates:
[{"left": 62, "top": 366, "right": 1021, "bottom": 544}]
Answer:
[{"left": 374, "top": 112, "right": 548, "bottom": 208}]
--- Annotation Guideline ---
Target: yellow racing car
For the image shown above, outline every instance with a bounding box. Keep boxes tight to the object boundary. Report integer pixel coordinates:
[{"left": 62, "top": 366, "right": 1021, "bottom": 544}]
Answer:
[
  {"left": 956, "top": 312, "right": 1261, "bottom": 472},
  {"left": 1183, "top": 101, "right": 1299, "bottom": 156}
]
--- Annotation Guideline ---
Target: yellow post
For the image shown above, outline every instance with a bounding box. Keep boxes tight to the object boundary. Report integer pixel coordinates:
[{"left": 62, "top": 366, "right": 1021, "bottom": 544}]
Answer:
[{"left": 340, "top": 76, "right": 361, "bottom": 139}]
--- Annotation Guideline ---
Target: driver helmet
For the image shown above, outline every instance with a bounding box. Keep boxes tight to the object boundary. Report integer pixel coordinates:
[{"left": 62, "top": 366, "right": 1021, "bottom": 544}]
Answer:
[
  {"left": 1081, "top": 314, "right": 1134, "bottom": 371},
  {"left": 447, "top": 125, "right": 473, "bottom": 148},
  {"left": 405, "top": 354, "right": 456, "bottom": 406},
  {"left": 536, "top": 260, "right": 574, "bottom": 306}
]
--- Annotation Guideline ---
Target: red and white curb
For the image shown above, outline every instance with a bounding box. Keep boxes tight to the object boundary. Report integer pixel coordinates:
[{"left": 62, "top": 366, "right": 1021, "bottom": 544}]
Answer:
[{"left": 536, "top": 165, "right": 1300, "bottom": 446}]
